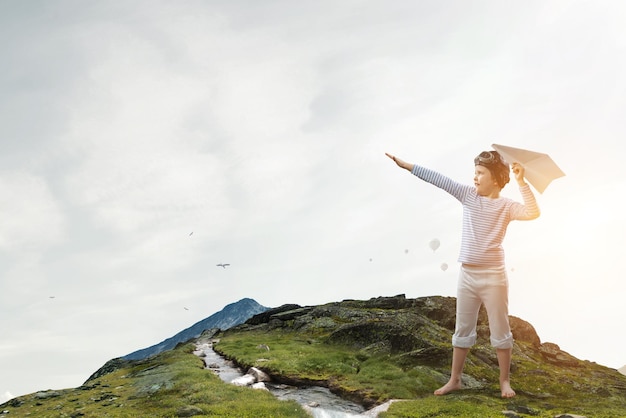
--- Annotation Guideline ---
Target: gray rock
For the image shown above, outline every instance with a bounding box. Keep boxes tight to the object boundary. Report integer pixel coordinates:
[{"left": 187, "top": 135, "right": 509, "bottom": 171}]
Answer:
[
  {"left": 539, "top": 343, "right": 581, "bottom": 367},
  {"left": 249, "top": 367, "right": 271, "bottom": 382},
  {"left": 34, "top": 391, "right": 61, "bottom": 399},
  {"left": 176, "top": 405, "right": 205, "bottom": 417}
]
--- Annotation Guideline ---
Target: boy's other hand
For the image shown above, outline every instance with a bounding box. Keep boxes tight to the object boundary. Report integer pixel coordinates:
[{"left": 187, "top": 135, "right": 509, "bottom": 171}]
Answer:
[{"left": 512, "top": 162, "right": 526, "bottom": 184}]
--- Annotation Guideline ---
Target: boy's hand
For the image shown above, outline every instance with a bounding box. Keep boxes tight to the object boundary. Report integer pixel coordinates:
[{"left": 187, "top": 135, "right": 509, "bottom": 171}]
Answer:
[
  {"left": 512, "top": 162, "right": 526, "bottom": 185},
  {"left": 385, "top": 153, "right": 412, "bottom": 170}
]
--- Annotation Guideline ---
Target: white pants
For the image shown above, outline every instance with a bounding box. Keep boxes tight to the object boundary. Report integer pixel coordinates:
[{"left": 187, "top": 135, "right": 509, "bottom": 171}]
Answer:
[{"left": 452, "top": 265, "right": 513, "bottom": 349}]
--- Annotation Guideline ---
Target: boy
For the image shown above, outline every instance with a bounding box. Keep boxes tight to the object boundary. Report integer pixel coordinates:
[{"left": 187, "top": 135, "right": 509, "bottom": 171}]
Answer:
[{"left": 385, "top": 150, "right": 540, "bottom": 398}]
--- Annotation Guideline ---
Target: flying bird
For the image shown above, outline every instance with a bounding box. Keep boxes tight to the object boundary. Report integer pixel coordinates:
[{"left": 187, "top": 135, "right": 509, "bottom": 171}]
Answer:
[
  {"left": 189, "top": 232, "right": 193, "bottom": 236},
  {"left": 216, "top": 263, "right": 230, "bottom": 268},
  {"left": 184, "top": 307, "right": 189, "bottom": 310}
]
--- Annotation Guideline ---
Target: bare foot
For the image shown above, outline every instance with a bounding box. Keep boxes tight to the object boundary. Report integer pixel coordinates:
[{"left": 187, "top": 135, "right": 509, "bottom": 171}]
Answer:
[
  {"left": 434, "top": 378, "right": 462, "bottom": 396},
  {"left": 500, "top": 380, "right": 516, "bottom": 398}
]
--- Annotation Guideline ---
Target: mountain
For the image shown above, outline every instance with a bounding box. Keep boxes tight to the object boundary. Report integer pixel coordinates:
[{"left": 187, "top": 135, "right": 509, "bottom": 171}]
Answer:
[
  {"left": 122, "top": 297, "right": 268, "bottom": 360},
  {"left": 3, "top": 295, "right": 625, "bottom": 417}
]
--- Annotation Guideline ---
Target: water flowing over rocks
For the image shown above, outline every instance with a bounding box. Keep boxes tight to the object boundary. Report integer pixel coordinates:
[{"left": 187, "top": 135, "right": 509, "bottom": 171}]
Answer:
[{"left": 194, "top": 339, "right": 379, "bottom": 417}]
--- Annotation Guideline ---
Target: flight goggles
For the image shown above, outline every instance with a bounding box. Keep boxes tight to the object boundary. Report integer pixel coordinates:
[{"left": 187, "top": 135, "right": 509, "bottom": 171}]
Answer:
[{"left": 474, "top": 151, "right": 504, "bottom": 167}]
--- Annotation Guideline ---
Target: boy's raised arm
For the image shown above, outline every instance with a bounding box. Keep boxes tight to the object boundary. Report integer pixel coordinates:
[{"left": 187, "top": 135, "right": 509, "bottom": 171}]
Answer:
[{"left": 385, "top": 152, "right": 414, "bottom": 171}]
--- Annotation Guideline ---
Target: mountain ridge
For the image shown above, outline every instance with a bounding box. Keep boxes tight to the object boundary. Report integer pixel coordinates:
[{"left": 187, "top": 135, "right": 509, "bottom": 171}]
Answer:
[{"left": 122, "top": 297, "right": 268, "bottom": 361}]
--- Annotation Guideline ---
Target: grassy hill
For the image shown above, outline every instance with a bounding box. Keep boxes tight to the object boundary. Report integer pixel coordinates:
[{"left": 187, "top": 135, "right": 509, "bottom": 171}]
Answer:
[
  {"left": 0, "top": 342, "right": 308, "bottom": 417},
  {"left": 2, "top": 295, "right": 625, "bottom": 417}
]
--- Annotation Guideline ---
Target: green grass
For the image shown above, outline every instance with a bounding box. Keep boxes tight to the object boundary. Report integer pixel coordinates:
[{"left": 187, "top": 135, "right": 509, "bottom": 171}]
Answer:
[
  {"left": 5, "top": 303, "right": 626, "bottom": 417},
  {"left": 379, "top": 396, "right": 509, "bottom": 418},
  {"left": 215, "top": 329, "right": 626, "bottom": 417},
  {"left": 215, "top": 331, "right": 444, "bottom": 405},
  {"left": 1, "top": 343, "right": 309, "bottom": 417}
]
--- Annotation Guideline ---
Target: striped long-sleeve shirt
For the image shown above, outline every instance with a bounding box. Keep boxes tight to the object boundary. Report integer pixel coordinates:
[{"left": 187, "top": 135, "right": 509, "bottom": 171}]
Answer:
[{"left": 411, "top": 164, "right": 540, "bottom": 267}]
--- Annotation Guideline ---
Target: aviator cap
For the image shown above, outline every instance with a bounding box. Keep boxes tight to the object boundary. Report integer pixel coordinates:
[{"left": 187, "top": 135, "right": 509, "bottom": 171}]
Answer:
[{"left": 474, "top": 150, "right": 510, "bottom": 188}]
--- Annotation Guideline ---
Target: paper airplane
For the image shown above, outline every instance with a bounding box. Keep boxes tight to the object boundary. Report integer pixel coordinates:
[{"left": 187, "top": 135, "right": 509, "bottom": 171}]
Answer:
[{"left": 492, "top": 144, "right": 565, "bottom": 193}]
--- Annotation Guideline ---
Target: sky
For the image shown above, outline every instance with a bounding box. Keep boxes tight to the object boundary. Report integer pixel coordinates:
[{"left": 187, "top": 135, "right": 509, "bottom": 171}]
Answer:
[{"left": 1, "top": 0, "right": 625, "bottom": 403}]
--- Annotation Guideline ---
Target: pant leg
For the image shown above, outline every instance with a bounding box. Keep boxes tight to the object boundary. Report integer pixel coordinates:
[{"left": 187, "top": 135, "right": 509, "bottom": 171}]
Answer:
[
  {"left": 478, "top": 267, "right": 513, "bottom": 349},
  {"left": 452, "top": 266, "right": 483, "bottom": 348}
]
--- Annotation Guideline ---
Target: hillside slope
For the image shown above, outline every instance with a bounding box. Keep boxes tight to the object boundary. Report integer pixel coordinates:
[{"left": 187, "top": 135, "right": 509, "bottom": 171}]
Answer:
[
  {"left": 215, "top": 294, "right": 626, "bottom": 417},
  {"left": 2, "top": 295, "right": 625, "bottom": 417}
]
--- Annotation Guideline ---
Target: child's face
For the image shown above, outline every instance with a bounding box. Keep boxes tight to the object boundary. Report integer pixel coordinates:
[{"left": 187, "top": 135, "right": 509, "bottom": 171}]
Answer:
[{"left": 474, "top": 165, "right": 500, "bottom": 196}]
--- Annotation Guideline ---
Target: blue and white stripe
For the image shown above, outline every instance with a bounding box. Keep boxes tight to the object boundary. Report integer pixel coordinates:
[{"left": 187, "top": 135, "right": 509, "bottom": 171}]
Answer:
[{"left": 411, "top": 164, "right": 540, "bottom": 267}]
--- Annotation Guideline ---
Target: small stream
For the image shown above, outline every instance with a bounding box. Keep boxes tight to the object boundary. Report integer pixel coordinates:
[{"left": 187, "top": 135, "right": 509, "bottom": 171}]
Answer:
[{"left": 194, "top": 341, "right": 391, "bottom": 418}]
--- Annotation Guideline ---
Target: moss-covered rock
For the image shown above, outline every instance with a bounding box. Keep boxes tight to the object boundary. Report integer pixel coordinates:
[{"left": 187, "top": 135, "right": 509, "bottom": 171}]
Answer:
[{"left": 216, "top": 294, "right": 626, "bottom": 417}]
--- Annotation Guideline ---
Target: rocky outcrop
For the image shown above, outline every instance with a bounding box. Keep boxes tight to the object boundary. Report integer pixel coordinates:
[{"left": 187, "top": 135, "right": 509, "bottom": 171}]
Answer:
[
  {"left": 246, "top": 303, "right": 304, "bottom": 325},
  {"left": 539, "top": 342, "right": 581, "bottom": 367},
  {"left": 213, "top": 294, "right": 626, "bottom": 416},
  {"left": 231, "top": 294, "right": 590, "bottom": 373}
]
